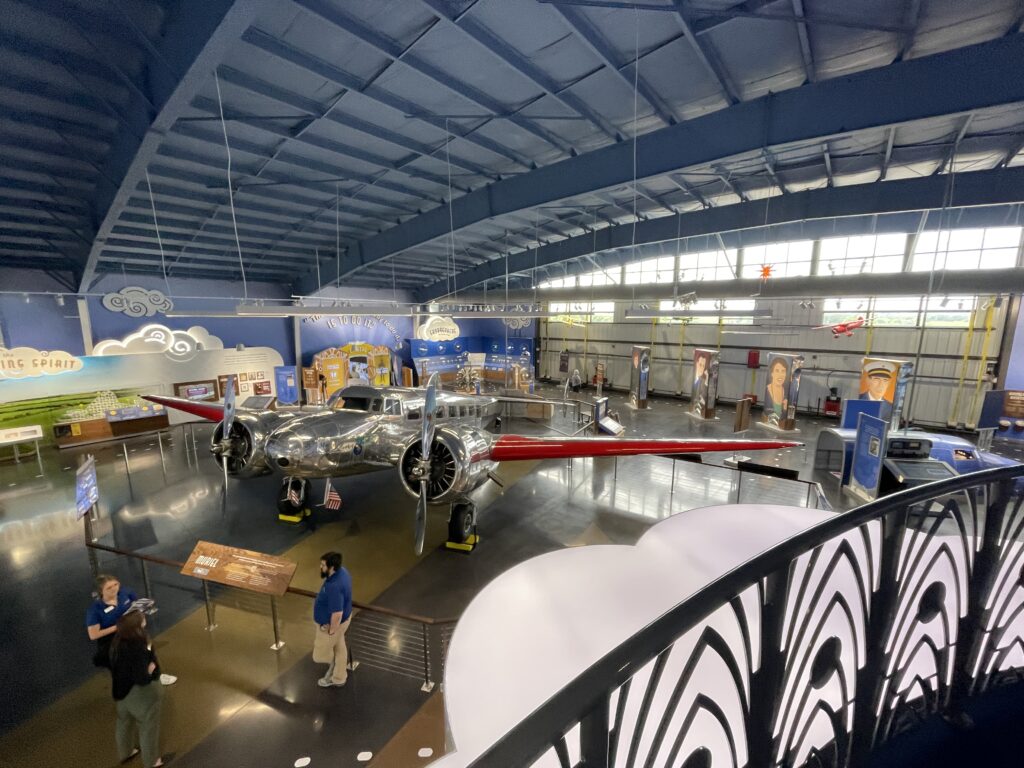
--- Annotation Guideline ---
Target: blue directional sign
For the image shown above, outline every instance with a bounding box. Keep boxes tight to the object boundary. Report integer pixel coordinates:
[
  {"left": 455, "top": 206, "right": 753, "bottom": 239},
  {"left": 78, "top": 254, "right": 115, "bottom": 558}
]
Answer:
[
  {"left": 848, "top": 414, "right": 888, "bottom": 502},
  {"left": 75, "top": 455, "right": 99, "bottom": 520}
]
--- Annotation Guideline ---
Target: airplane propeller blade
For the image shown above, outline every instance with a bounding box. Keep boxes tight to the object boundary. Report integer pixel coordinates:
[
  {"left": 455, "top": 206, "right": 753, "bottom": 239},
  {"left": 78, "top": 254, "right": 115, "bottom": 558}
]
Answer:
[
  {"left": 414, "top": 373, "right": 439, "bottom": 555},
  {"left": 415, "top": 481, "right": 428, "bottom": 556}
]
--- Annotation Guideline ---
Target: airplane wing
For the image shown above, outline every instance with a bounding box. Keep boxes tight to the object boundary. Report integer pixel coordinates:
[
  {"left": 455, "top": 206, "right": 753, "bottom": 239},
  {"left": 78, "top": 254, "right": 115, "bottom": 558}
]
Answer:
[
  {"left": 487, "top": 435, "right": 800, "bottom": 461},
  {"left": 143, "top": 394, "right": 225, "bottom": 422}
]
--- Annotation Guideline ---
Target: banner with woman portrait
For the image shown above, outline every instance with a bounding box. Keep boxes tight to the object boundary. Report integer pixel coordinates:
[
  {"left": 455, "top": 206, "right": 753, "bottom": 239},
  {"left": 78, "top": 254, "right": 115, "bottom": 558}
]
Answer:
[
  {"left": 690, "top": 348, "right": 720, "bottom": 419},
  {"left": 762, "top": 352, "right": 804, "bottom": 431}
]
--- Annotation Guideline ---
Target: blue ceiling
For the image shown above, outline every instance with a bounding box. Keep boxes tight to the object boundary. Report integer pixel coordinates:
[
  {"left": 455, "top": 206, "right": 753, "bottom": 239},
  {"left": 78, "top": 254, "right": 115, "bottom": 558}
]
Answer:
[{"left": 1, "top": 0, "right": 1022, "bottom": 297}]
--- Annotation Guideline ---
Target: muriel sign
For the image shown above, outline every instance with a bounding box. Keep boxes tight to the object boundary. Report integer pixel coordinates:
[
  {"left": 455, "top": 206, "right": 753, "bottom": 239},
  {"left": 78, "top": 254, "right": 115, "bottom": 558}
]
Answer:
[{"left": 0, "top": 347, "right": 83, "bottom": 379}]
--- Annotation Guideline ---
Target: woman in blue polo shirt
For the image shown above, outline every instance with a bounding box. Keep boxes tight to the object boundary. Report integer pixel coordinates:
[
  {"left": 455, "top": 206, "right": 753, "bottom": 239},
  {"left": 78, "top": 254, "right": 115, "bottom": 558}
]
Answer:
[
  {"left": 86, "top": 575, "right": 177, "bottom": 684},
  {"left": 86, "top": 574, "right": 137, "bottom": 668}
]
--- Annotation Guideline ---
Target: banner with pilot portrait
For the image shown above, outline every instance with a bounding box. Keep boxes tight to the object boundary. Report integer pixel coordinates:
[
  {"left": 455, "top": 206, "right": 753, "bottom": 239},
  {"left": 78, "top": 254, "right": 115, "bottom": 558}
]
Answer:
[
  {"left": 690, "top": 348, "right": 720, "bottom": 419},
  {"left": 858, "top": 357, "right": 912, "bottom": 428},
  {"left": 629, "top": 346, "right": 651, "bottom": 409},
  {"left": 762, "top": 352, "right": 803, "bottom": 430}
]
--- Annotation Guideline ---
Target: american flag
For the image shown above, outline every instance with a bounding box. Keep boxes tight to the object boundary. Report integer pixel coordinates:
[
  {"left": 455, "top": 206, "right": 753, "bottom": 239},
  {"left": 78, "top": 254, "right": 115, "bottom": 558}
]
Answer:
[
  {"left": 287, "top": 486, "right": 301, "bottom": 506},
  {"left": 322, "top": 479, "right": 342, "bottom": 510}
]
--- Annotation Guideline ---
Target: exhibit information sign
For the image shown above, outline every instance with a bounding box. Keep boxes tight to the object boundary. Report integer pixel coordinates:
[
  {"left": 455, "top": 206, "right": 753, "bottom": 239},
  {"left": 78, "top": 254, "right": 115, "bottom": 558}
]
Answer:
[
  {"left": 979, "top": 389, "right": 1024, "bottom": 441},
  {"left": 75, "top": 455, "right": 99, "bottom": 520},
  {"left": 0, "top": 424, "right": 43, "bottom": 445},
  {"left": 848, "top": 414, "right": 888, "bottom": 502},
  {"left": 274, "top": 365, "right": 299, "bottom": 405},
  {"left": 181, "top": 541, "right": 297, "bottom": 596}
]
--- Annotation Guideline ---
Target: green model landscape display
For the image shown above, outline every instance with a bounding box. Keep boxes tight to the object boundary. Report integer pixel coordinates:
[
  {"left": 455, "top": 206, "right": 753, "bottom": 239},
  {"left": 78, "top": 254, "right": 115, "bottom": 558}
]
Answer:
[{"left": 0, "top": 390, "right": 147, "bottom": 444}]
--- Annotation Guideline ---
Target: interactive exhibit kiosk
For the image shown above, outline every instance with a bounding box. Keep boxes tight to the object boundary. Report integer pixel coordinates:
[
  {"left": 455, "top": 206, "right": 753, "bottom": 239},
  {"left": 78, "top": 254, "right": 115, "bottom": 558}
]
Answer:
[{"left": 815, "top": 357, "right": 1019, "bottom": 501}]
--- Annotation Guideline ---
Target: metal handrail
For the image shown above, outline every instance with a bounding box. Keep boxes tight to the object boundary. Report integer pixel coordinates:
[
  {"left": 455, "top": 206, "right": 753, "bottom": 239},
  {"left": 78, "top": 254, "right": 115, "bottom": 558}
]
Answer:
[
  {"left": 84, "top": 540, "right": 457, "bottom": 625},
  {"left": 467, "top": 463, "right": 1024, "bottom": 767}
]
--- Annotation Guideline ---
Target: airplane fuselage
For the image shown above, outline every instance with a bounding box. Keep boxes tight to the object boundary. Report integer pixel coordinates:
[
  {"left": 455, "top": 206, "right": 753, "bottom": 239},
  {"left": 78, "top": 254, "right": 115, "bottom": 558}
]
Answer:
[{"left": 262, "top": 385, "right": 503, "bottom": 479}]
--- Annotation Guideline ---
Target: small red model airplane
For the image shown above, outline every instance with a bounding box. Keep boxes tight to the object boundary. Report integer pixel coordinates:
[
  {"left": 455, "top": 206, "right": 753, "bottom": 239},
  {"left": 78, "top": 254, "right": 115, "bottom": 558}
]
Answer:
[{"left": 815, "top": 316, "right": 866, "bottom": 337}]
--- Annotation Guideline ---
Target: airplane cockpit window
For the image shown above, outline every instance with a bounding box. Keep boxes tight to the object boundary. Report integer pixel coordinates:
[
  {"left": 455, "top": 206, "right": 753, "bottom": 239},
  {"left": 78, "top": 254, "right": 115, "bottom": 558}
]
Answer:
[
  {"left": 331, "top": 396, "right": 371, "bottom": 411},
  {"left": 407, "top": 408, "right": 421, "bottom": 421},
  {"left": 369, "top": 398, "right": 383, "bottom": 412},
  {"left": 436, "top": 406, "right": 446, "bottom": 419},
  {"left": 382, "top": 398, "right": 401, "bottom": 415}
]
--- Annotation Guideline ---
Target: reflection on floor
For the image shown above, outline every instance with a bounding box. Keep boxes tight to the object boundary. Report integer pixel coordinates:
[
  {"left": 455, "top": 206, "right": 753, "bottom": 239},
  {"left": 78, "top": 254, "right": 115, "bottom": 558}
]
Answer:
[{"left": 0, "top": 386, "right": 1019, "bottom": 767}]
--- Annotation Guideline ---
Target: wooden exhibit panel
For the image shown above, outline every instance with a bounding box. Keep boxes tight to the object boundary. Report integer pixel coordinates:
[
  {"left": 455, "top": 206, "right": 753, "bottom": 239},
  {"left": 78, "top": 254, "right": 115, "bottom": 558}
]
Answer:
[{"left": 181, "top": 540, "right": 297, "bottom": 596}]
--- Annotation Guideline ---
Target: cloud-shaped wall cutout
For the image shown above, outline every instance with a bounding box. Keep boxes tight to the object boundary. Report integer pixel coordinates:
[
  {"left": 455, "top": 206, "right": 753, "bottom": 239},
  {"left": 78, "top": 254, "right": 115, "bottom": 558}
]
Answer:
[
  {"left": 101, "top": 287, "right": 174, "bottom": 318},
  {"left": 430, "top": 503, "right": 835, "bottom": 767},
  {"left": 93, "top": 324, "right": 223, "bottom": 362}
]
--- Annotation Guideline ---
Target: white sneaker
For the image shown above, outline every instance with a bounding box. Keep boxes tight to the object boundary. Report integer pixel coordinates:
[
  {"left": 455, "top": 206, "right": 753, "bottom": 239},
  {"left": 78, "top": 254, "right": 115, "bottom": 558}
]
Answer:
[{"left": 159, "top": 674, "right": 177, "bottom": 685}]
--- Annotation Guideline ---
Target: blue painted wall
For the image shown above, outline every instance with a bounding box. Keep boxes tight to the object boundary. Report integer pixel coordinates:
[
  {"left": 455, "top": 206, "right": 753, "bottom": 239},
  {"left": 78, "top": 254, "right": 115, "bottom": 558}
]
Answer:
[
  {"left": 88, "top": 274, "right": 295, "bottom": 362},
  {"left": 1006, "top": 303, "right": 1024, "bottom": 390},
  {"left": 0, "top": 270, "right": 86, "bottom": 355}
]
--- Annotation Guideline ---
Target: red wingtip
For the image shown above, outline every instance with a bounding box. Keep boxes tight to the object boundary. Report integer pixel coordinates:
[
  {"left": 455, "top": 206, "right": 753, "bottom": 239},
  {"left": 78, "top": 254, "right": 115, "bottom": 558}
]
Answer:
[{"left": 142, "top": 394, "right": 224, "bottom": 422}]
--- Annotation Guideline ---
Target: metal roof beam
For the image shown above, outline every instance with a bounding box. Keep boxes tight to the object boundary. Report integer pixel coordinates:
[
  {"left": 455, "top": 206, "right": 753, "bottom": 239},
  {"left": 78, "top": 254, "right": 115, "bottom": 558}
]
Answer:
[
  {"left": 417, "top": 0, "right": 624, "bottom": 141},
  {"left": 998, "top": 133, "right": 1024, "bottom": 168},
  {"left": 548, "top": 3, "right": 677, "bottom": 128},
  {"left": 822, "top": 143, "right": 834, "bottom": 188},
  {"left": 239, "top": 27, "right": 525, "bottom": 171},
  {"left": 304, "top": 37, "right": 1024, "bottom": 291},
  {"left": 80, "top": 0, "right": 278, "bottom": 292},
  {"left": 416, "top": 165, "right": 1024, "bottom": 300},
  {"left": 934, "top": 114, "right": 973, "bottom": 176},
  {"left": 671, "top": 1, "right": 740, "bottom": 104},
  {"left": 897, "top": 0, "right": 923, "bottom": 61},
  {"left": 790, "top": 0, "right": 816, "bottom": 83},
  {"left": 667, "top": 174, "right": 712, "bottom": 208},
  {"left": 880, "top": 126, "right": 897, "bottom": 181},
  {"left": 292, "top": 0, "right": 577, "bottom": 157}
]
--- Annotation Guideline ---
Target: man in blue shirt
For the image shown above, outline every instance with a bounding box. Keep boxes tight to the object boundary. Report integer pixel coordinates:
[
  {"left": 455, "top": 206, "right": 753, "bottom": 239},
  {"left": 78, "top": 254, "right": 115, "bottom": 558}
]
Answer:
[{"left": 312, "top": 551, "right": 353, "bottom": 687}]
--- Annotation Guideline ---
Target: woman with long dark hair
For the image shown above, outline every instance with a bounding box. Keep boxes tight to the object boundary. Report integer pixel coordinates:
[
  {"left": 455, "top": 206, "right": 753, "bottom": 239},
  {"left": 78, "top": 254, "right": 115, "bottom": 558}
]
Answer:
[{"left": 110, "top": 611, "right": 164, "bottom": 767}]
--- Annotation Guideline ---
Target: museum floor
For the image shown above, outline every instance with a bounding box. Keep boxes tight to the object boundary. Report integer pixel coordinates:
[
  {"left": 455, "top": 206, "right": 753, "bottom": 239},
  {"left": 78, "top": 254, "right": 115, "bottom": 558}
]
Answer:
[{"left": 2, "top": 386, "right": 1022, "bottom": 768}]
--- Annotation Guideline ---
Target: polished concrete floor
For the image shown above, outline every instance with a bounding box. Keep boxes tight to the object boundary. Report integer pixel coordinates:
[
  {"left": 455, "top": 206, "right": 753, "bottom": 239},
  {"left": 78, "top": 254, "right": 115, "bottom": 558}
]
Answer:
[{"left": 0, "top": 386, "right": 1019, "bottom": 767}]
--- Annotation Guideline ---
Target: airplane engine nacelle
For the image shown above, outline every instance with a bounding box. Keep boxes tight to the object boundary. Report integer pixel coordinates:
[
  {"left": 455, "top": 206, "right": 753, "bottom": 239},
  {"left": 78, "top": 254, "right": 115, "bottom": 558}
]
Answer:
[
  {"left": 398, "top": 424, "right": 496, "bottom": 504},
  {"left": 212, "top": 411, "right": 295, "bottom": 478}
]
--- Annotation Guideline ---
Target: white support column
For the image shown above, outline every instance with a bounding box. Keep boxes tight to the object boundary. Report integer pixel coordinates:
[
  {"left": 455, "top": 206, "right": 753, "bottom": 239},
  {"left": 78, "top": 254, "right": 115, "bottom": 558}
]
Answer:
[{"left": 77, "top": 298, "right": 93, "bottom": 355}]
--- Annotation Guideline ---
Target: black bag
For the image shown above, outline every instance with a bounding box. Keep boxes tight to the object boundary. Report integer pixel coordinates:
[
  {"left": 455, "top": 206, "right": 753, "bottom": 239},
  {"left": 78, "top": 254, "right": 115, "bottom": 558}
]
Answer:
[{"left": 92, "top": 635, "right": 112, "bottom": 669}]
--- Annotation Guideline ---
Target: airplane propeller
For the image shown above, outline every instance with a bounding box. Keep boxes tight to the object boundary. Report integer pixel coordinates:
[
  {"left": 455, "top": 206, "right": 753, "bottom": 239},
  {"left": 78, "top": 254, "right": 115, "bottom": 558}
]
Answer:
[
  {"left": 213, "top": 376, "right": 238, "bottom": 500},
  {"left": 414, "top": 373, "right": 439, "bottom": 555}
]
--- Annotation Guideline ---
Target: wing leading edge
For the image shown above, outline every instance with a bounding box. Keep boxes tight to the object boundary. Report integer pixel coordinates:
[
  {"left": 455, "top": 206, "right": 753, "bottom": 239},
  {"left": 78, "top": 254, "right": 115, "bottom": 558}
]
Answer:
[
  {"left": 487, "top": 436, "right": 801, "bottom": 462},
  {"left": 142, "top": 394, "right": 225, "bottom": 422}
]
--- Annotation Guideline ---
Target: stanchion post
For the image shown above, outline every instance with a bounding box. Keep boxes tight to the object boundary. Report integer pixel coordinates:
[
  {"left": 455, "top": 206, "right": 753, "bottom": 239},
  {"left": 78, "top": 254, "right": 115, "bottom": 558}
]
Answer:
[
  {"left": 157, "top": 431, "right": 167, "bottom": 479},
  {"left": 670, "top": 459, "right": 676, "bottom": 496},
  {"left": 35, "top": 439, "right": 43, "bottom": 475},
  {"left": 122, "top": 443, "right": 134, "bottom": 497},
  {"left": 613, "top": 456, "right": 618, "bottom": 482},
  {"left": 190, "top": 424, "right": 200, "bottom": 473},
  {"left": 421, "top": 623, "right": 435, "bottom": 693},
  {"left": 202, "top": 580, "right": 217, "bottom": 631},
  {"left": 270, "top": 596, "right": 285, "bottom": 650},
  {"left": 141, "top": 560, "right": 153, "bottom": 598}
]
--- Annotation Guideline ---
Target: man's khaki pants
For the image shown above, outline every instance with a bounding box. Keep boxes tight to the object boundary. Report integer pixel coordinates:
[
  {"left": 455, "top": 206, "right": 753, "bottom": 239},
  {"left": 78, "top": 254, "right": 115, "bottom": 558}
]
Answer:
[{"left": 313, "top": 617, "right": 351, "bottom": 684}]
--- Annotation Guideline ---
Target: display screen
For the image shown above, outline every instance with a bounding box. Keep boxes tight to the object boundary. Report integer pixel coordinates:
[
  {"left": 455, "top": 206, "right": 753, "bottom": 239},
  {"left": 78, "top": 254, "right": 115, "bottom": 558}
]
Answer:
[{"left": 889, "top": 459, "right": 956, "bottom": 480}]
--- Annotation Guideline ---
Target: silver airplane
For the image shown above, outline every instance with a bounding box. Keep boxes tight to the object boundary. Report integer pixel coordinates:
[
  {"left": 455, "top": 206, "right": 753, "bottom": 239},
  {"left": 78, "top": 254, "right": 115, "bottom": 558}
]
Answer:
[{"left": 144, "top": 376, "right": 799, "bottom": 554}]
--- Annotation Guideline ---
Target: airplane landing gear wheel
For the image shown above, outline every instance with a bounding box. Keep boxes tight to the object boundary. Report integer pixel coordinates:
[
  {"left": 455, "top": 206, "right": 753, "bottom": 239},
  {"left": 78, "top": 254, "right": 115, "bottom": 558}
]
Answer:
[
  {"left": 277, "top": 477, "right": 308, "bottom": 518},
  {"left": 447, "top": 502, "right": 476, "bottom": 548}
]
